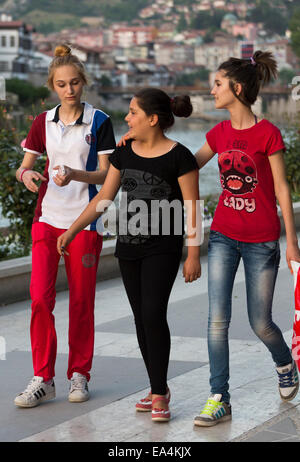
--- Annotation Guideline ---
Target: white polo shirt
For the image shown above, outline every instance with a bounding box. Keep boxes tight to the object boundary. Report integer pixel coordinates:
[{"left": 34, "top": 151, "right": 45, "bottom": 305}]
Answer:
[{"left": 24, "top": 102, "right": 116, "bottom": 231}]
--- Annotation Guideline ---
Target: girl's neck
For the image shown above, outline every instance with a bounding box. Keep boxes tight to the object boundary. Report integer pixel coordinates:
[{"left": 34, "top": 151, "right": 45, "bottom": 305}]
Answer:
[
  {"left": 228, "top": 105, "right": 257, "bottom": 130},
  {"left": 134, "top": 131, "right": 166, "bottom": 150},
  {"left": 132, "top": 131, "right": 175, "bottom": 157},
  {"left": 59, "top": 102, "right": 83, "bottom": 124}
]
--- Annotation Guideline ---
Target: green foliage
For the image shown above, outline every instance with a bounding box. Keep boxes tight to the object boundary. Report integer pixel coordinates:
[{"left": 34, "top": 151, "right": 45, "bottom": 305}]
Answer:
[
  {"left": 279, "top": 68, "right": 297, "bottom": 86},
  {"left": 103, "top": 0, "right": 148, "bottom": 22},
  {"left": 99, "top": 75, "right": 112, "bottom": 88},
  {"left": 19, "top": 0, "right": 147, "bottom": 25},
  {"left": 175, "top": 68, "right": 209, "bottom": 86},
  {"left": 6, "top": 79, "right": 50, "bottom": 106},
  {"left": 0, "top": 107, "right": 46, "bottom": 260},
  {"left": 248, "top": 1, "right": 288, "bottom": 35},
  {"left": 177, "top": 14, "right": 188, "bottom": 33},
  {"left": 289, "top": 8, "right": 300, "bottom": 59},
  {"left": 283, "top": 125, "right": 300, "bottom": 196},
  {"left": 203, "top": 195, "right": 218, "bottom": 220},
  {"left": 191, "top": 9, "right": 226, "bottom": 30},
  {"left": 21, "top": 0, "right": 112, "bottom": 17}
]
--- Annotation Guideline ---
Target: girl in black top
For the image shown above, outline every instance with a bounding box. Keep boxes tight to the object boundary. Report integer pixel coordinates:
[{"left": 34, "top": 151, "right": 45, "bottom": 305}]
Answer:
[{"left": 57, "top": 88, "right": 201, "bottom": 422}]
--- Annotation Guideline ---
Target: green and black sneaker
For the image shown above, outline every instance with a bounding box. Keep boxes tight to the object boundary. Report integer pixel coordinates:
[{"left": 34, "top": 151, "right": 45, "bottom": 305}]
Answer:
[{"left": 194, "top": 394, "right": 232, "bottom": 427}]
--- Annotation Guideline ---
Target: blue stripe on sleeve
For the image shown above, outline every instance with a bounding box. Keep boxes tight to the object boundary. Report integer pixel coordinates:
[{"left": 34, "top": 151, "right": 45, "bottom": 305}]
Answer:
[{"left": 87, "top": 110, "right": 108, "bottom": 231}]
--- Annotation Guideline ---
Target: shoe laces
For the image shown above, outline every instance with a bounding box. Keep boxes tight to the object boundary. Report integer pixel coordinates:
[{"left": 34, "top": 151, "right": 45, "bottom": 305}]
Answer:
[
  {"left": 70, "top": 374, "right": 87, "bottom": 391},
  {"left": 22, "top": 377, "right": 43, "bottom": 396},
  {"left": 201, "top": 398, "right": 221, "bottom": 416},
  {"left": 277, "top": 366, "right": 296, "bottom": 388}
]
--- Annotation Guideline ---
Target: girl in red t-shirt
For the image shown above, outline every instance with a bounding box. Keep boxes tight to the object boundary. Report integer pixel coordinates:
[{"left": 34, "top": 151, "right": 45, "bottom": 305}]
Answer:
[{"left": 193, "top": 51, "right": 300, "bottom": 427}]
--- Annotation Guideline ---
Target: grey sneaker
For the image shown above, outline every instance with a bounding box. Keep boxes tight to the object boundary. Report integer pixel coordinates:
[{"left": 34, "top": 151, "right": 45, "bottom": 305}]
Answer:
[
  {"left": 68, "top": 372, "right": 89, "bottom": 403},
  {"left": 276, "top": 360, "right": 299, "bottom": 401},
  {"left": 194, "top": 394, "right": 232, "bottom": 427},
  {"left": 14, "top": 376, "right": 55, "bottom": 408}
]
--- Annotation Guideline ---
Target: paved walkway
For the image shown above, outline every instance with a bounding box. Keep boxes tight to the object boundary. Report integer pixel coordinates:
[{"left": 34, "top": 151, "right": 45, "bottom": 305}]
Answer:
[{"left": 1, "top": 234, "right": 300, "bottom": 443}]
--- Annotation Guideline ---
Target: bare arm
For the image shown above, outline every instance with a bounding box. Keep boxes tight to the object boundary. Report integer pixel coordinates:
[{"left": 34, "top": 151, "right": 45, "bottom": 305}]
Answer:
[
  {"left": 269, "top": 150, "right": 300, "bottom": 273},
  {"left": 178, "top": 169, "right": 201, "bottom": 282},
  {"left": 194, "top": 141, "right": 215, "bottom": 169},
  {"left": 53, "top": 153, "right": 111, "bottom": 187},
  {"left": 57, "top": 164, "right": 121, "bottom": 255}
]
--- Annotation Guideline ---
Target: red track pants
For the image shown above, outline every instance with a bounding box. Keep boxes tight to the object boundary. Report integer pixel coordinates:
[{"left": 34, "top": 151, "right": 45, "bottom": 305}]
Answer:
[{"left": 30, "top": 222, "right": 103, "bottom": 382}]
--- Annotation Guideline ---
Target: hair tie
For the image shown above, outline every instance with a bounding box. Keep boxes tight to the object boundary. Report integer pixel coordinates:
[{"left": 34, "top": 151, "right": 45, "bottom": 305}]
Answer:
[{"left": 250, "top": 56, "right": 256, "bottom": 66}]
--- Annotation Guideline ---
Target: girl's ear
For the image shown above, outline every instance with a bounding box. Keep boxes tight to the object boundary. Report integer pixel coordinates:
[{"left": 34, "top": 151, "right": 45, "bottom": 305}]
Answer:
[
  {"left": 149, "top": 113, "right": 159, "bottom": 127},
  {"left": 234, "top": 82, "right": 242, "bottom": 97}
]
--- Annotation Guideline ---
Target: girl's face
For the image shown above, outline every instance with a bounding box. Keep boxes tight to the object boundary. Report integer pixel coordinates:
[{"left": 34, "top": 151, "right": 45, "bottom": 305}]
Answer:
[
  {"left": 211, "top": 70, "right": 238, "bottom": 110},
  {"left": 125, "top": 97, "right": 155, "bottom": 139},
  {"left": 53, "top": 65, "right": 84, "bottom": 106}
]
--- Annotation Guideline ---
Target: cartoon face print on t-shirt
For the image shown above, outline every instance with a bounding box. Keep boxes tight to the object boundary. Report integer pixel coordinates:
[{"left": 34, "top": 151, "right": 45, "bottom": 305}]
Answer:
[{"left": 218, "top": 150, "right": 258, "bottom": 195}]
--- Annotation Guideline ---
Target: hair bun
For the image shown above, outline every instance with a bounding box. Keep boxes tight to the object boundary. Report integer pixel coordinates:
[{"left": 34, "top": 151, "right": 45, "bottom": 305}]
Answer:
[
  {"left": 171, "top": 95, "right": 193, "bottom": 118},
  {"left": 54, "top": 44, "right": 71, "bottom": 57}
]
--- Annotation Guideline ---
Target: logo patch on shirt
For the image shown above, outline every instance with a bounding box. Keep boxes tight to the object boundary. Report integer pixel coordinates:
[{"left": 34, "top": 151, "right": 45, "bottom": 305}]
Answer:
[
  {"left": 218, "top": 150, "right": 258, "bottom": 195},
  {"left": 85, "top": 134, "right": 95, "bottom": 145}
]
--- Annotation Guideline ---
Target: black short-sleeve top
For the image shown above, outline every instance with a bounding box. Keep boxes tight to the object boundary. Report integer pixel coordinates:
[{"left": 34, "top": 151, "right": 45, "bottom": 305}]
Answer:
[{"left": 109, "top": 140, "right": 198, "bottom": 259}]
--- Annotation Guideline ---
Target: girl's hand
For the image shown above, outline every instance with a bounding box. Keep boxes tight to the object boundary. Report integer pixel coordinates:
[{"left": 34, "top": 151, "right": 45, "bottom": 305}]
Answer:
[
  {"left": 286, "top": 242, "right": 300, "bottom": 274},
  {"left": 117, "top": 132, "right": 132, "bottom": 147},
  {"left": 53, "top": 165, "right": 74, "bottom": 187},
  {"left": 183, "top": 256, "right": 201, "bottom": 283},
  {"left": 22, "top": 169, "right": 47, "bottom": 193},
  {"left": 57, "top": 230, "right": 75, "bottom": 256}
]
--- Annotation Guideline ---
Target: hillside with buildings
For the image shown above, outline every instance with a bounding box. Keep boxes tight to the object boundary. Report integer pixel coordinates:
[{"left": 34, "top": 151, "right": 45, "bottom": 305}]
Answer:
[
  {"left": 0, "top": 0, "right": 297, "bottom": 33},
  {"left": 0, "top": 0, "right": 299, "bottom": 113}
]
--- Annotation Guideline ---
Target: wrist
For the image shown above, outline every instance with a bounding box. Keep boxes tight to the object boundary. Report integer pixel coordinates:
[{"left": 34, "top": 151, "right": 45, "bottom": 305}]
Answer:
[
  {"left": 20, "top": 168, "right": 30, "bottom": 182},
  {"left": 286, "top": 235, "right": 299, "bottom": 246},
  {"left": 187, "top": 247, "right": 200, "bottom": 259}
]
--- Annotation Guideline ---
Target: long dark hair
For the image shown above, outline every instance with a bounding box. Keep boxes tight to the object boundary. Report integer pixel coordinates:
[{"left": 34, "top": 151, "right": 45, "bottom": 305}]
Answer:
[
  {"left": 134, "top": 88, "right": 193, "bottom": 131},
  {"left": 218, "top": 50, "right": 277, "bottom": 107}
]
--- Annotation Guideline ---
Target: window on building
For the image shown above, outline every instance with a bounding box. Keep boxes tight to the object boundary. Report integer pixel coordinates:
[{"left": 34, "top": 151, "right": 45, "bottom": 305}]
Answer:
[
  {"left": 1, "top": 36, "right": 7, "bottom": 47},
  {"left": 0, "top": 61, "right": 9, "bottom": 71},
  {"left": 10, "top": 36, "right": 15, "bottom": 47}
]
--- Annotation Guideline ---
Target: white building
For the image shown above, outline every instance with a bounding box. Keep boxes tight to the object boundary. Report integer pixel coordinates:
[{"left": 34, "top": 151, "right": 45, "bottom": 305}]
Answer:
[
  {"left": 0, "top": 21, "right": 34, "bottom": 79},
  {"left": 195, "top": 40, "right": 240, "bottom": 71}
]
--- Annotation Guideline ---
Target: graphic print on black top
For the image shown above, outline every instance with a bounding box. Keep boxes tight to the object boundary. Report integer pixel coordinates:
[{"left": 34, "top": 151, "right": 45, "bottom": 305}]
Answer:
[
  {"left": 118, "top": 168, "right": 173, "bottom": 245},
  {"left": 218, "top": 149, "right": 258, "bottom": 195},
  {"left": 109, "top": 140, "right": 198, "bottom": 259}
]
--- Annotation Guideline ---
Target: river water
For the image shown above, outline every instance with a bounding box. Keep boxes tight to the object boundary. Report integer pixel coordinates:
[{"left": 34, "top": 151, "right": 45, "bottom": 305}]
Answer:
[{"left": 0, "top": 119, "right": 221, "bottom": 228}]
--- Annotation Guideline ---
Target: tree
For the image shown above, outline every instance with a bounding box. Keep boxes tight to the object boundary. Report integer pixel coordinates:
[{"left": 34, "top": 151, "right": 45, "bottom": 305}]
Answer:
[
  {"left": 279, "top": 68, "right": 296, "bottom": 86},
  {"left": 177, "top": 14, "right": 188, "bottom": 32},
  {"left": 290, "top": 7, "right": 300, "bottom": 58},
  {"left": 6, "top": 79, "right": 50, "bottom": 105}
]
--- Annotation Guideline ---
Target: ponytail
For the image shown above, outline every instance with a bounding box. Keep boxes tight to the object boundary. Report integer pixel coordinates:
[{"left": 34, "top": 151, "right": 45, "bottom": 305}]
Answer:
[{"left": 218, "top": 50, "right": 277, "bottom": 107}]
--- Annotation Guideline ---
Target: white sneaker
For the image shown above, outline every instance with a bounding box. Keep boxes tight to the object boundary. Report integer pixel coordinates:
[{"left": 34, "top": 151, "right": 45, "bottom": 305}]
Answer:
[
  {"left": 68, "top": 372, "right": 89, "bottom": 403},
  {"left": 14, "top": 376, "right": 56, "bottom": 408}
]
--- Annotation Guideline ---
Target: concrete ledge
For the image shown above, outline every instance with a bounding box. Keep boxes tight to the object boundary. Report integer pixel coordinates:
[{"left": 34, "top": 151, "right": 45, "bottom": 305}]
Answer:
[{"left": 1, "top": 202, "right": 300, "bottom": 306}]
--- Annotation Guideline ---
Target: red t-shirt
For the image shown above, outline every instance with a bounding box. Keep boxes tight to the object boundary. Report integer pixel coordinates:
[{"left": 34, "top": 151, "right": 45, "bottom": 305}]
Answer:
[{"left": 206, "top": 119, "right": 285, "bottom": 242}]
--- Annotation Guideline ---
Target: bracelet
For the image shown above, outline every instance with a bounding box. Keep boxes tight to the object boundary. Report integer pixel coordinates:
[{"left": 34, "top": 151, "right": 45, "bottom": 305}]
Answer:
[{"left": 20, "top": 168, "right": 29, "bottom": 182}]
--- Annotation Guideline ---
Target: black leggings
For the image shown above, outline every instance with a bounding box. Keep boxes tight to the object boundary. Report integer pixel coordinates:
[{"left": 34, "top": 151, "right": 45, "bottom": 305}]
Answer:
[{"left": 118, "top": 252, "right": 182, "bottom": 395}]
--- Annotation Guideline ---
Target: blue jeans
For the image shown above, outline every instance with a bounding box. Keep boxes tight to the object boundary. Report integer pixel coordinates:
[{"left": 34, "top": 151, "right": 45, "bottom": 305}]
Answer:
[{"left": 207, "top": 230, "right": 292, "bottom": 403}]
